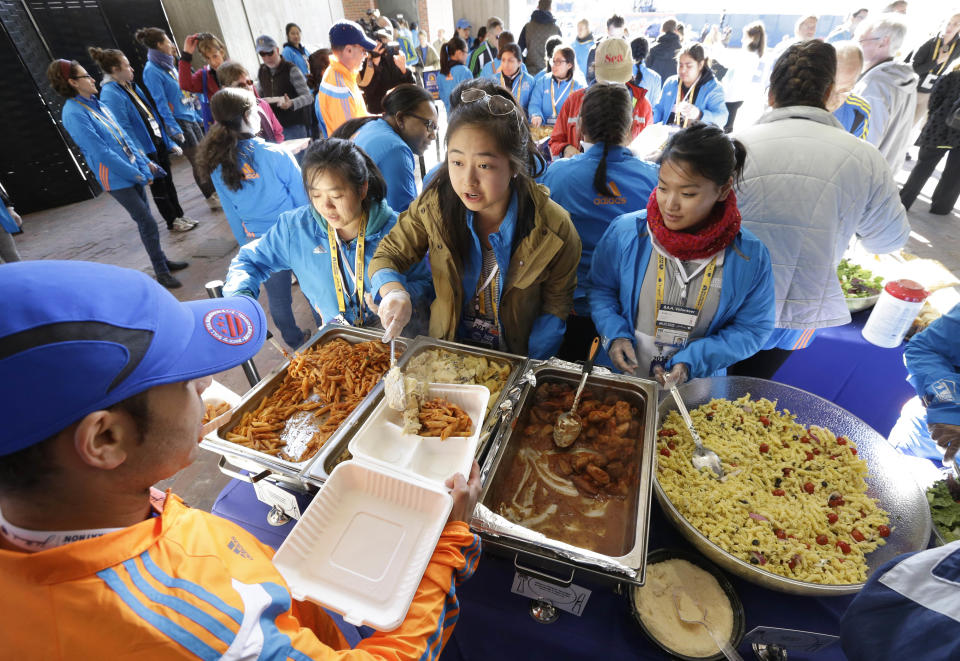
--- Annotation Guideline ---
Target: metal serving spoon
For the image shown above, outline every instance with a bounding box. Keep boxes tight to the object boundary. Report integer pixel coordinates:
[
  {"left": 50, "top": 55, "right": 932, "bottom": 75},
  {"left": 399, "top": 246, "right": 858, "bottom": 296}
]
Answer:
[
  {"left": 553, "top": 337, "right": 600, "bottom": 448},
  {"left": 670, "top": 384, "right": 724, "bottom": 479},
  {"left": 383, "top": 339, "right": 407, "bottom": 411},
  {"left": 673, "top": 591, "right": 744, "bottom": 661}
]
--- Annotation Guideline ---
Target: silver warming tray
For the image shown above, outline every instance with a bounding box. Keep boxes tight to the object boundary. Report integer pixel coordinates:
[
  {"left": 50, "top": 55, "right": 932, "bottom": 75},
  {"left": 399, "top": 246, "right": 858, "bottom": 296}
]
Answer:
[
  {"left": 201, "top": 325, "right": 408, "bottom": 491},
  {"left": 655, "top": 376, "right": 932, "bottom": 596},
  {"left": 471, "top": 360, "right": 658, "bottom": 587},
  {"left": 304, "top": 336, "right": 530, "bottom": 483}
]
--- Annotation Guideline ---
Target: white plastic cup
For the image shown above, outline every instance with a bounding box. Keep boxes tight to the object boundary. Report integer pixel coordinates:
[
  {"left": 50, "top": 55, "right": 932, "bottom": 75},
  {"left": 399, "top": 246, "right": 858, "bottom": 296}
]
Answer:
[{"left": 861, "top": 279, "right": 929, "bottom": 348}]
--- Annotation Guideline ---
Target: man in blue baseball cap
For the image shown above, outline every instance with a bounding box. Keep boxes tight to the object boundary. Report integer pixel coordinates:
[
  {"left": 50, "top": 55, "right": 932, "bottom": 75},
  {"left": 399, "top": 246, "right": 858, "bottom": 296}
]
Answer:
[
  {"left": 456, "top": 18, "right": 474, "bottom": 50},
  {"left": 316, "top": 19, "right": 377, "bottom": 134},
  {"left": 0, "top": 260, "right": 481, "bottom": 659}
]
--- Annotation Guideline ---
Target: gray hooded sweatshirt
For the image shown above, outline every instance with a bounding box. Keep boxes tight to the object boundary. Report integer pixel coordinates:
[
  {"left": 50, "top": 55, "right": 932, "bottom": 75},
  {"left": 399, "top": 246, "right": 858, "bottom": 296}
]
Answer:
[{"left": 854, "top": 60, "right": 918, "bottom": 174}]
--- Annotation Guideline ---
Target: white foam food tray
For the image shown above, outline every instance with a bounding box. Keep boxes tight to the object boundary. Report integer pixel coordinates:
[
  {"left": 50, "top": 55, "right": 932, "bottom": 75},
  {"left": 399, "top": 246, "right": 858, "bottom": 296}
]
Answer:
[
  {"left": 347, "top": 383, "right": 490, "bottom": 486},
  {"left": 273, "top": 460, "right": 453, "bottom": 631}
]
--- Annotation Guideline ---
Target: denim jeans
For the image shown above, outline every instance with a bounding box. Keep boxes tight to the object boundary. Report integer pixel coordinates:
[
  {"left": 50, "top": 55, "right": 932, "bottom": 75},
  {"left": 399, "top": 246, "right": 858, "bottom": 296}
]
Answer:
[
  {"left": 107, "top": 185, "right": 169, "bottom": 275},
  {"left": 263, "top": 269, "right": 307, "bottom": 348}
]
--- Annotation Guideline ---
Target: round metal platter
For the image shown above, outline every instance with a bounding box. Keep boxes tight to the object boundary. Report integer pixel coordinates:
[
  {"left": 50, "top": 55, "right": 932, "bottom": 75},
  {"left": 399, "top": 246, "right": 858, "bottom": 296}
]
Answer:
[{"left": 654, "top": 376, "right": 932, "bottom": 596}]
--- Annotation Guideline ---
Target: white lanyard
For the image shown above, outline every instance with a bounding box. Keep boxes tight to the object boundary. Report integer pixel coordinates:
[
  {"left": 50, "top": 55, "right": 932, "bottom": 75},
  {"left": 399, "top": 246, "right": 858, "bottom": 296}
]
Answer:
[
  {"left": 0, "top": 508, "right": 124, "bottom": 552},
  {"left": 549, "top": 78, "right": 572, "bottom": 118},
  {"left": 335, "top": 234, "right": 358, "bottom": 294}
]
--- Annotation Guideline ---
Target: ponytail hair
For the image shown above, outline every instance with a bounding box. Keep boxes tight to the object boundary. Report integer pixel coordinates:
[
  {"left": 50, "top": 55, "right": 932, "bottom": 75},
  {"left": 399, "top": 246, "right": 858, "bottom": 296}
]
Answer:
[
  {"left": 440, "top": 36, "right": 467, "bottom": 75},
  {"left": 135, "top": 27, "right": 167, "bottom": 50},
  {"left": 743, "top": 21, "right": 766, "bottom": 59},
  {"left": 579, "top": 84, "right": 632, "bottom": 196},
  {"left": 659, "top": 121, "right": 746, "bottom": 189},
  {"left": 197, "top": 88, "right": 256, "bottom": 191},
  {"left": 87, "top": 46, "right": 125, "bottom": 75},
  {"left": 301, "top": 138, "right": 387, "bottom": 215}
]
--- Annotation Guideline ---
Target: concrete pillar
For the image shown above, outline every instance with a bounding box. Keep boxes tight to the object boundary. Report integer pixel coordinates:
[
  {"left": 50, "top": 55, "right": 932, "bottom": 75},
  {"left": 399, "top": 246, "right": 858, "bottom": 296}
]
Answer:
[{"left": 449, "top": 0, "right": 524, "bottom": 43}]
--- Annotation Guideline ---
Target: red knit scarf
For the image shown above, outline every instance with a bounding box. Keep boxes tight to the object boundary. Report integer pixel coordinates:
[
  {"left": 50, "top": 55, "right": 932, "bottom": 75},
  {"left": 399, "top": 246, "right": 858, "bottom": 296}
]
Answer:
[{"left": 646, "top": 189, "right": 741, "bottom": 260}]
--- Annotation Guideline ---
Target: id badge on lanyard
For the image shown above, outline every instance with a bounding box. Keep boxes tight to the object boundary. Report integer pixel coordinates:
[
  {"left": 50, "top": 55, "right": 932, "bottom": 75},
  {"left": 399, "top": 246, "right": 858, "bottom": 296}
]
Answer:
[
  {"left": 650, "top": 254, "right": 716, "bottom": 374},
  {"left": 461, "top": 263, "right": 501, "bottom": 349}
]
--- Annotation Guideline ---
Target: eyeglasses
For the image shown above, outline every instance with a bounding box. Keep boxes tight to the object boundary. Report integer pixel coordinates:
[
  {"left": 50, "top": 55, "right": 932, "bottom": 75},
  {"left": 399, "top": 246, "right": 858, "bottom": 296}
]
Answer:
[
  {"left": 406, "top": 113, "right": 439, "bottom": 132},
  {"left": 235, "top": 79, "right": 254, "bottom": 88},
  {"left": 551, "top": 58, "right": 570, "bottom": 66},
  {"left": 71, "top": 74, "right": 94, "bottom": 80},
  {"left": 460, "top": 88, "right": 526, "bottom": 142}
]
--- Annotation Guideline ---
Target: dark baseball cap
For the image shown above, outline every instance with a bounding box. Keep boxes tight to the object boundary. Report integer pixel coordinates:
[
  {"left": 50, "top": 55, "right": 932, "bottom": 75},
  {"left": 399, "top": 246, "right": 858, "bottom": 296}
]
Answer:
[
  {"left": 329, "top": 20, "right": 377, "bottom": 50},
  {"left": 0, "top": 261, "right": 267, "bottom": 455},
  {"left": 255, "top": 34, "right": 278, "bottom": 54}
]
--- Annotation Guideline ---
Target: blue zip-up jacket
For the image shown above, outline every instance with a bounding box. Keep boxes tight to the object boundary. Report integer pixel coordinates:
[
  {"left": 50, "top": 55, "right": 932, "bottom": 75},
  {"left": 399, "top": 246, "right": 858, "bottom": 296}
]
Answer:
[
  {"left": 834, "top": 92, "right": 872, "bottom": 140},
  {"left": 541, "top": 144, "right": 658, "bottom": 314},
  {"left": 653, "top": 74, "right": 728, "bottom": 128},
  {"left": 634, "top": 62, "right": 663, "bottom": 106},
  {"left": 905, "top": 302, "right": 960, "bottom": 427},
  {"left": 588, "top": 211, "right": 775, "bottom": 377},
  {"left": 528, "top": 75, "right": 583, "bottom": 125},
  {"left": 353, "top": 118, "right": 417, "bottom": 213},
  {"left": 210, "top": 138, "right": 308, "bottom": 245},
  {"left": 437, "top": 64, "right": 472, "bottom": 113},
  {"left": 841, "top": 542, "right": 960, "bottom": 660},
  {"left": 281, "top": 45, "right": 309, "bottom": 75},
  {"left": 142, "top": 61, "right": 196, "bottom": 135},
  {"left": 61, "top": 96, "right": 153, "bottom": 192},
  {"left": 487, "top": 69, "right": 535, "bottom": 112},
  {"left": 573, "top": 36, "right": 594, "bottom": 77},
  {"left": 224, "top": 199, "right": 432, "bottom": 326},
  {"left": 99, "top": 80, "right": 174, "bottom": 156}
]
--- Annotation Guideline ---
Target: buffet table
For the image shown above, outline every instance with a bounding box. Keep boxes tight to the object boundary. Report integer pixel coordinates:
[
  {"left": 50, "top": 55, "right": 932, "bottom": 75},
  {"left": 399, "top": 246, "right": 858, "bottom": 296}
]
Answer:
[{"left": 772, "top": 309, "right": 915, "bottom": 436}]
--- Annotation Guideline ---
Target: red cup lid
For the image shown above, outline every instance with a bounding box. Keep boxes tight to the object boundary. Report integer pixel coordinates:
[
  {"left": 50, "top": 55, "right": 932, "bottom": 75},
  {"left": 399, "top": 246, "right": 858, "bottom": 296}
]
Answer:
[{"left": 884, "top": 279, "right": 929, "bottom": 302}]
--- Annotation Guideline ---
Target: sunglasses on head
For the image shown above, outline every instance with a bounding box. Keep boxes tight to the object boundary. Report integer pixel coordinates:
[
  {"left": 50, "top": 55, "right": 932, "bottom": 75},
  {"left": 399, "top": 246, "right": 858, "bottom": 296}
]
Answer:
[{"left": 460, "top": 88, "right": 526, "bottom": 143}]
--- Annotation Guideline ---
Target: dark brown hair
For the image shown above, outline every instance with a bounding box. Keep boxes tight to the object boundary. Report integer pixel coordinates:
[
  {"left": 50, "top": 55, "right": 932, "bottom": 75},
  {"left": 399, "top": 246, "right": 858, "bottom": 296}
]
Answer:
[
  {"left": 580, "top": 84, "right": 632, "bottom": 196},
  {"left": 744, "top": 21, "right": 766, "bottom": 59},
  {"left": 769, "top": 40, "right": 836, "bottom": 109},
  {"left": 87, "top": 46, "right": 125, "bottom": 75},
  {"left": 197, "top": 88, "right": 257, "bottom": 191},
  {"left": 676, "top": 42, "right": 708, "bottom": 66},
  {"left": 306, "top": 48, "right": 331, "bottom": 90},
  {"left": 440, "top": 36, "right": 467, "bottom": 75},
  {"left": 331, "top": 83, "right": 433, "bottom": 138},
  {"left": 300, "top": 138, "right": 386, "bottom": 215},
  {"left": 552, "top": 46, "right": 576, "bottom": 80},
  {"left": 46, "top": 59, "right": 80, "bottom": 97},
  {"left": 425, "top": 89, "right": 545, "bottom": 272},
  {"left": 660, "top": 121, "right": 747, "bottom": 189},
  {"left": 135, "top": 27, "right": 167, "bottom": 50}
]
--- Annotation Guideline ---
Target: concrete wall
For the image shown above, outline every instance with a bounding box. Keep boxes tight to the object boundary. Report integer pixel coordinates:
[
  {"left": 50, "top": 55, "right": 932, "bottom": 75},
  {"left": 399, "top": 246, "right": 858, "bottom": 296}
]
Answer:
[{"left": 162, "top": 0, "right": 344, "bottom": 75}]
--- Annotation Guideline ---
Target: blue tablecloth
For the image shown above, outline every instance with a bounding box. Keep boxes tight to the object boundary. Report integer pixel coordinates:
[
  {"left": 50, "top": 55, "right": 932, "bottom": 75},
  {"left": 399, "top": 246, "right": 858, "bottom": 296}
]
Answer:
[{"left": 772, "top": 310, "right": 916, "bottom": 436}]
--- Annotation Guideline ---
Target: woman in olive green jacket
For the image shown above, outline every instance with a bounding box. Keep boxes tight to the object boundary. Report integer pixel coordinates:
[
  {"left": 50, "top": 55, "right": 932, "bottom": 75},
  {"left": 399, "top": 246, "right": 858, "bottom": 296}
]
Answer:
[{"left": 369, "top": 86, "right": 581, "bottom": 358}]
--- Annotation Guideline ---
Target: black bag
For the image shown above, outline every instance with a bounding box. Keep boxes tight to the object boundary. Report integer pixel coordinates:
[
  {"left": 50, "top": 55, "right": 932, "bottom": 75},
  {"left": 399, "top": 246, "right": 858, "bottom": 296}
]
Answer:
[{"left": 946, "top": 95, "right": 960, "bottom": 130}]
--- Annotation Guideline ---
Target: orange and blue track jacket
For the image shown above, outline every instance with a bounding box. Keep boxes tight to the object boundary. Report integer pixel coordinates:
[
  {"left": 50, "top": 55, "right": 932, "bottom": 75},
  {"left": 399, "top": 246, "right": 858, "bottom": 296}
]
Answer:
[
  {"left": 315, "top": 56, "right": 368, "bottom": 136},
  {"left": 0, "top": 493, "right": 481, "bottom": 660}
]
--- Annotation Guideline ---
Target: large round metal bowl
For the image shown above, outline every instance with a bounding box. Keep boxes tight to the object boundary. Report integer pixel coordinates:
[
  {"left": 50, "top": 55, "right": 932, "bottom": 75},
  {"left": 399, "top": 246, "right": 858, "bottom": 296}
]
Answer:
[
  {"left": 845, "top": 294, "right": 880, "bottom": 313},
  {"left": 655, "top": 376, "right": 932, "bottom": 596}
]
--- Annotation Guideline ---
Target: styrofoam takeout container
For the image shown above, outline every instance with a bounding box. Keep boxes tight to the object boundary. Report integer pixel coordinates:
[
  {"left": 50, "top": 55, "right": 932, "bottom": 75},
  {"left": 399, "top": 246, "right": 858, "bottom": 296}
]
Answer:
[{"left": 273, "top": 383, "right": 490, "bottom": 631}]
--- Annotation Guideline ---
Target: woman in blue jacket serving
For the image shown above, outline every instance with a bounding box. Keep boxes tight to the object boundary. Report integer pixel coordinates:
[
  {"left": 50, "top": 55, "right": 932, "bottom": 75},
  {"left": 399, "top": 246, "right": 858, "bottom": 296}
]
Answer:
[
  {"left": 653, "top": 44, "right": 728, "bottom": 129},
  {"left": 488, "top": 44, "right": 535, "bottom": 113},
  {"left": 198, "top": 88, "right": 310, "bottom": 348},
  {"left": 47, "top": 59, "right": 186, "bottom": 289},
  {"left": 223, "top": 138, "right": 431, "bottom": 329},
  {"left": 528, "top": 46, "right": 582, "bottom": 128},
  {"left": 589, "top": 123, "right": 774, "bottom": 387},
  {"left": 542, "top": 83, "right": 659, "bottom": 360},
  {"left": 89, "top": 46, "right": 197, "bottom": 234}
]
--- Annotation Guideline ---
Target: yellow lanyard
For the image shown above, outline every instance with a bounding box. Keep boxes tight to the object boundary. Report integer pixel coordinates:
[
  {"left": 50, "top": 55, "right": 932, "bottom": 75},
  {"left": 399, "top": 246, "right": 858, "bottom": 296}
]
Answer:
[
  {"left": 124, "top": 84, "right": 156, "bottom": 122},
  {"left": 549, "top": 77, "right": 572, "bottom": 118},
  {"left": 654, "top": 253, "right": 717, "bottom": 320},
  {"left": 74, "top": 99, "right": 136, "bottom": 158},
  {"left": 932, "top": 37, "right": 957, "bottom": 76},
  {"left": 675, "top": 77, "right": 700, "bottom": 128},
  {"left": 500, "top": 72, "right": 522, "bottom": 100},
  {"left": 327, "top": 215, "right": 367, "bottom": 324}
]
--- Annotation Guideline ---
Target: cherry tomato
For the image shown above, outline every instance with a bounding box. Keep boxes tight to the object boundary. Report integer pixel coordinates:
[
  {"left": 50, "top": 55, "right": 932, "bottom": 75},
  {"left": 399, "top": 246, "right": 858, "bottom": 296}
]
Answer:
[
  {"left": 805, "top": 451, "right": 815, "bottom": 461},
  {"left": 801, "top": 436, "right": 810, "bottom": 444},
  {"left": 775, "top": 528, "right": 786, "bottom": 539},
  {"left": 837, "top": 437, "right": 847, "bottom": 445},
  {"left": 827, "top": 512, "right": 838, "bottom": 524},
  {"left": 788, "top": 557, "right": 798, "bottom": 570},
  {"left": 851, "top": 530, "right": 865, "bottom": 542},
  {"left": 782, "top": 467, "right": 793, "bottom": 477},
  {"left": 658, "top": 428, "right": 677, "bottom": 437},
  {"left": 851, "top": 448, "right": 858, "bottom": 455},
  {"left": 878, "top": 525, "right": 890, "bottom": 537},
  {"left": 659, "top": 447, "right": 671, "bottom": 457},
  {"left": 759, "top": 443, "right": 769, "bottom": 453},
  {"left": 804, "top": 482, "right": 815, "bottom": 494},
  {"left": 667, "top": 440, "right": 676, "bottom": 450},
  {"left": 812, "top": 448, "right": 821, "bottom": 455},
  {"left": 816, "top": 534, "right": 828, "bottom": 545},
  {"left": 759, "top": 416, "right": 770, "bottom": 427},
  {"left": 837, "top": 541, "right": 851, "bottom": 554},
  {"left": 772, "top": 488, "right": 785, "bottom": 496}
]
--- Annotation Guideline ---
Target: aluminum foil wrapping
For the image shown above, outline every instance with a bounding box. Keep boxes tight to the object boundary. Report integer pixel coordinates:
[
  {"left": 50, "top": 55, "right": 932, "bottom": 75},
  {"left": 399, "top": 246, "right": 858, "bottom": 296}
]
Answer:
[{"left": 471, "top": 503, "right": 639, "bottom": 578}]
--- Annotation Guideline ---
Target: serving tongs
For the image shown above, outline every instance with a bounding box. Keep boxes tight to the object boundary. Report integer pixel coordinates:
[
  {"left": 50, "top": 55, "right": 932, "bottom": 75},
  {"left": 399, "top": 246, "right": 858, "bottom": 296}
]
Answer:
[
  {"left": 553, "top": 337, "right": 600, "bottom": 448},
  {"left": 669, "top": 385, "right": 724, "bottom": 479}
]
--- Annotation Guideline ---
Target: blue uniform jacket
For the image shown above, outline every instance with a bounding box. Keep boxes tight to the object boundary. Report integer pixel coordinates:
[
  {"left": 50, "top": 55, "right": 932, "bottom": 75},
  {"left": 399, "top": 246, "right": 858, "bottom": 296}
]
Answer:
[
  {"left": 437, "top": 64, "right": 473, "bottom": 113},
  {"left": 211, "top": 138, "right": 308, "bottom": 245},
  {"left": 905, "top": 302, "right": 960, "bottom": 427},
  {"left": 833, "top": 92, "right": 871, "bottom": 140},
  {"left": 353, "top": 118, "right": 417, "bottom": 213},
  {"left": 573, "top": 37, "right": 594, "bottom": 77},
  {"left": 653, "top": 75, "right": 728, "bottom": 127},
  {"left": 487, "top": 70, "right": 535, "bottom": 112},
  {"left": 224, "top": 199, "right": 432, "bottom": 325},
  {"left": 541, "top": 144, "right": 658, "bottom": 313},
  {"left": 634, "top": 62, "right": 663, "bottom": 106},
  {"left": 99, "top": 81, "right": 174, "bottom": 156},
  {"left": 588, "top": 211, "right": 775, "bottom": 377},
  {"left": 282, "top": 45, "right": 309, "bottom": 75},
  {"left": 142, "top": 61, "right": 196, "bottom": 135},
  {"left": 61, "top": 96, "right": 153, "bottom": 192},
  {"left": 841, "top": 542, "right": 960, "bottom": 660},
  {"left": 528, "top": 76, "right": 583, "bottom": 125}
]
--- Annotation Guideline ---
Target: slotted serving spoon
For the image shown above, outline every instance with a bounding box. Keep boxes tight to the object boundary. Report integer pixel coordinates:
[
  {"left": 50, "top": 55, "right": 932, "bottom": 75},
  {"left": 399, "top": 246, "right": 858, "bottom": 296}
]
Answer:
[
  {"left": 383, "top": 339, "right": 407, "bottom": 411},
  {"left": 673, "top": 591, "right": 744, "bottom": 661},
  {"left": 670, "top": 384, "right": 724, "bottom": 478},
  {"left": 553, "top": 336, "right": 600, "bottom": 447}
]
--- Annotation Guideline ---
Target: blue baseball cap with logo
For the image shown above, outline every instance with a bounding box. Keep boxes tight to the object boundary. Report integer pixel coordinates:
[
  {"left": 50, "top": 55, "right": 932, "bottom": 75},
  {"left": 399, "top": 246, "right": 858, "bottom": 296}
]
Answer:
[
  {"left": 0, "top": 260, "right": 267, "bottom": 456},
  {"left": 456, "top": 18, "right": 472, "bottom": 30},
  {"left": 329, "top": 20, "right": 377, "bottom": 51}
]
